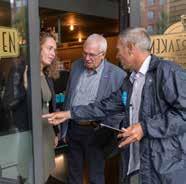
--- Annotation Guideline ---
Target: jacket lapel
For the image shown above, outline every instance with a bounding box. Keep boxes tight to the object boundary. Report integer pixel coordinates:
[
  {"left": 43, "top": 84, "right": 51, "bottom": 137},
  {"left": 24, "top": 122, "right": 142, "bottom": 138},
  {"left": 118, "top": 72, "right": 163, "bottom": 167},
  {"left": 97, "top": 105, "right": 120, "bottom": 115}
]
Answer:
[
  {"left": 69, "top": 61, "right": 84, "bottom": 107},
  {"left": 96, "top": 60, "right": 110, "bottom": 101}
]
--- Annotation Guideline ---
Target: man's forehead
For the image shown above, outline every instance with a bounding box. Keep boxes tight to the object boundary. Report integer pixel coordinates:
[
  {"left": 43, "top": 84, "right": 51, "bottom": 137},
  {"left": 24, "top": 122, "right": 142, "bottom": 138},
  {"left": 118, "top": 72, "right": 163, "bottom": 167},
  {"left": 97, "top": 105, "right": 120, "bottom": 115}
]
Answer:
[
  {"left": 117, "top": 38, "right": 127, "bottom": 47},
  {"left": 84, "top": 42, "right": 100, "bottom": 51},
  {"left": 84, "top": 41, "right": 99, "bottom": 47}
]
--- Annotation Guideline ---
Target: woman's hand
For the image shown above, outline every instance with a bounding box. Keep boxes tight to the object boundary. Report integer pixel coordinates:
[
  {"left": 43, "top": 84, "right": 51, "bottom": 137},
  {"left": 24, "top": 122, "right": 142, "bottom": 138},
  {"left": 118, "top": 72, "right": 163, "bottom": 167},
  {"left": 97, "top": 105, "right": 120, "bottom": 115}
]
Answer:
[{"left": 42, "top": 111, "right": 71, "bottom": 125}]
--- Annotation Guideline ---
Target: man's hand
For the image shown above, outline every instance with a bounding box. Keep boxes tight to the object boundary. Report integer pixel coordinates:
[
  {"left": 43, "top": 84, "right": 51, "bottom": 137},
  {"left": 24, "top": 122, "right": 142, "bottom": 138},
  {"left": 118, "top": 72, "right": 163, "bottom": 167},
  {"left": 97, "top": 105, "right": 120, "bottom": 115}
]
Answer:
[
  {"left": 42, "top": 111, "right": 71, "bottom": 125},
  {"left": 117, "top": 123, "right": 144, "bottom": 148}
]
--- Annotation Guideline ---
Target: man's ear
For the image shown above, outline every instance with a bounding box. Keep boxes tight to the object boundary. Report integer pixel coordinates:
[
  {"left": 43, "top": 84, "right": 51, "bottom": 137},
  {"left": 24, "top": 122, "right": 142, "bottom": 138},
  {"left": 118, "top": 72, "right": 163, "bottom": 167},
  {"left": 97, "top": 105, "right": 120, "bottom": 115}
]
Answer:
[
  {"left": 101, "top": 52, "right": 106, "bottom": 60},
  {"left": 127, "top": 42, "right": 134, "bottom": 51},
  {"left": 127, "top": 42, "right": 134, "bottom": 56}
]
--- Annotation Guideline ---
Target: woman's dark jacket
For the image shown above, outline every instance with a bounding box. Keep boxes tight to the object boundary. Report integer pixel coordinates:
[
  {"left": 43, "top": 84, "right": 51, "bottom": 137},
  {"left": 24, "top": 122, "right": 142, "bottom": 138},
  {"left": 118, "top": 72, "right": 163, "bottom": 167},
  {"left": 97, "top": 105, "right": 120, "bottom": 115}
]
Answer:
[
  {"left": 71, "top": 55, "right": 186, "bottom": 184},
  {"left": 3, "top": 63, "right": 58, "bottom": 134},
  {"left": 2, "top": 63, "right": 28, "bottom": 131}
]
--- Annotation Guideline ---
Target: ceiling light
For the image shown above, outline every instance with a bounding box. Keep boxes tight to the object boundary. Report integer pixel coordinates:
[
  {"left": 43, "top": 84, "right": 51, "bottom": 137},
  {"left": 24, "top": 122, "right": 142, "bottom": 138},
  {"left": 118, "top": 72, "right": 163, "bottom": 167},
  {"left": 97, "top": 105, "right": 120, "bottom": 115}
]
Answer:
[
  {"left": 69, "top": 25, "right": 74, "bottom": 31},
  {"left": 78, "top": 37, "right": 82, "bottom": 42}
]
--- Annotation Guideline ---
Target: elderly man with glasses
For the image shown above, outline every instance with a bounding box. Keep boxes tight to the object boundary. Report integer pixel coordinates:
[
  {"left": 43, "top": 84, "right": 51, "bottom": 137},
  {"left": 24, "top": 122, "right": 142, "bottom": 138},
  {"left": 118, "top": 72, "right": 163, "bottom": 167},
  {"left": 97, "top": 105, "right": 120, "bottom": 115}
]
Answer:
[{"left": 59, "top": 34, "right": 126, "bottom": 184}]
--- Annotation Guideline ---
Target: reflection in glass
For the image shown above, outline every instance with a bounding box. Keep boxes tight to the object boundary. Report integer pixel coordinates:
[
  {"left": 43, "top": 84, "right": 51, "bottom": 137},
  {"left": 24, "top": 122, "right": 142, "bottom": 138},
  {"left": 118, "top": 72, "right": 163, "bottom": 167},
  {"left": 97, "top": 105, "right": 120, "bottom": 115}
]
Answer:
[
  {"left": 0, "top": 0, "right": 33, "bottom": 183},
  {"left": 147, "top": 0, "right": 154, "bottom": 6},
  {"left": 147, "top": 25, "right": 154, "bottom": 34},
  {"left": 160, "top": 0, "right": 164, "bottom": 5},
  {"left": 147, "top": 11, "right": 154, "bottom": 20},
  {"left": 139, "top": 0, "right": 186, "bottom": 34}
]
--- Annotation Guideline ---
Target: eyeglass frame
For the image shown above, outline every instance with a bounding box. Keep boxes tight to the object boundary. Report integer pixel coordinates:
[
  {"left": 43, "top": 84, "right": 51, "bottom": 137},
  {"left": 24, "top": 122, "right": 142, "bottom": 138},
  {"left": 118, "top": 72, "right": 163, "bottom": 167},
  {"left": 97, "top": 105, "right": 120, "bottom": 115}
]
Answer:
[{"left": 82, "top": 51, "right": 104, "bottom": 58}]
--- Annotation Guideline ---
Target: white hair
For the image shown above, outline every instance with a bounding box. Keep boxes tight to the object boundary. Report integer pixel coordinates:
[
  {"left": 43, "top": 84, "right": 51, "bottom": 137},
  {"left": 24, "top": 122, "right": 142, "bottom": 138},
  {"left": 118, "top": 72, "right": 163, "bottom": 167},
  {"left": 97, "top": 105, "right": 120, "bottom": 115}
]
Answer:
[
  {"left": 84, "top": 33, "right": 107, "bottom": 53},
  {"left": 119, "top": 27, "right": 151, "bottom": 52}
]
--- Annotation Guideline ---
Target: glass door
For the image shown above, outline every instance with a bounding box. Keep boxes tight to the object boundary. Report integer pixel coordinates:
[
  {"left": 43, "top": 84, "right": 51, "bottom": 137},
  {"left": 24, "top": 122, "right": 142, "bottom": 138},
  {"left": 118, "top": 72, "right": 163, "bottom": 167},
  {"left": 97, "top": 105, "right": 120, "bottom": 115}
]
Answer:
[
  {"left": 131, "top": 0, "right": 186, "bottom": 68},
  {"left": 0, "top": 0, "right": 34, "bottom": 183}
]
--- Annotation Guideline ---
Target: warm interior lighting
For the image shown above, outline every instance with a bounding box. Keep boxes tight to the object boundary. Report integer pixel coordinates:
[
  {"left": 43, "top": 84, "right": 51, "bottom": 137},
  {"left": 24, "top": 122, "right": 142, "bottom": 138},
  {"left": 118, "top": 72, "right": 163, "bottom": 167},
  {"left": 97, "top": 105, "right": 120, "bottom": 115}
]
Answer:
[
  {"left": 78, "top": 31, "right": 83, "bottom": 42},
  {"left": 55, "top": 154, "right": 64, "bottom": 164},
  {"left": 78, "top": 37, "right": 82, "bottom": 42},
  {"left": 69, "top": 24, "right": 74, "bottom": 31}
]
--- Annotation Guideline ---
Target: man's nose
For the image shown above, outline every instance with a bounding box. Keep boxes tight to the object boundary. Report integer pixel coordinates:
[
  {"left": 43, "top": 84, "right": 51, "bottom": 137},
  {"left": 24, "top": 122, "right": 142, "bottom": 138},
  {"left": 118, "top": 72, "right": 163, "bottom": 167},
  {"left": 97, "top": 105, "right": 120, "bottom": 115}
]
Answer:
[
  {"left": 51, "top": 50, "right": 55, "bottom": 57},
  {"left": 84, "top": 54, "right": 91, "bottom": 60}
]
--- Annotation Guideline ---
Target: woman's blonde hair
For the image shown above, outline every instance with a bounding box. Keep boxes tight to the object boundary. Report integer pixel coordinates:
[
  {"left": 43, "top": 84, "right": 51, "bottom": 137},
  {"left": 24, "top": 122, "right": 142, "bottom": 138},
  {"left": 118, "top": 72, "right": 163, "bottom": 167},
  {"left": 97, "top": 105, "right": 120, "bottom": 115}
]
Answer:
[{"left": 40, "top": 32, "right": 60, "bottom": 79}]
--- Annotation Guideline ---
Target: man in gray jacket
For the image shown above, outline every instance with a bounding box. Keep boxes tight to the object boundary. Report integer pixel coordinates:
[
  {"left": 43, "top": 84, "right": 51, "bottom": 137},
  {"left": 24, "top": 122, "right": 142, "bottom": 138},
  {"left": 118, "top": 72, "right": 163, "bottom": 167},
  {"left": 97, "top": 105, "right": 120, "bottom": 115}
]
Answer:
[{"left": 59, "top": 34, "right": 126, "bottom": 184}]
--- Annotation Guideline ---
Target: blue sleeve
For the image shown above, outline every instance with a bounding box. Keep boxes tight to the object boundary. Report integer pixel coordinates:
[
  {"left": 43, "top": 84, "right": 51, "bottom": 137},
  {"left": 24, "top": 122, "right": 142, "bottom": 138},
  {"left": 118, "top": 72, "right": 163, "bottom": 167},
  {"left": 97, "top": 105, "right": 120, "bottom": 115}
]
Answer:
[{"left": 71, "top": 88, "right": 125, "bottom": 121}]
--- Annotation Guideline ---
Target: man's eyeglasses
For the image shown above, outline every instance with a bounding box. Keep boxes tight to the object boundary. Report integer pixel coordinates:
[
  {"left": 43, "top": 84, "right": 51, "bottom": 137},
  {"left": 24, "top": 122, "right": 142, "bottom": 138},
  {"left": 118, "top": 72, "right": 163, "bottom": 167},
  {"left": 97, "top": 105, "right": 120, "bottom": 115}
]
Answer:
[{"left": 82, "top": 51, "right": 104, "bottom": 58}]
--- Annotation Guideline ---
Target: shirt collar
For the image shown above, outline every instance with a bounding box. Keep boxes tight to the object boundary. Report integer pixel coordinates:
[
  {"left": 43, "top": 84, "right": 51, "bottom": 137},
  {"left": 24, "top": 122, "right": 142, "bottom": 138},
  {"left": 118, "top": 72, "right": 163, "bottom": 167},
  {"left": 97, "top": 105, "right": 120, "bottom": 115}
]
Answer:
[
  {"left": 130, "top": 55, "right": 151, "bottom": 83},
  {"left": 95, "top": 60, "right": 104, "bottom": 73},
  {"left": 138, "top": 55, "right": 151, "bottom": 76},
  {"left": 85, "top": 60, "right": 104, "bottom": 75}
]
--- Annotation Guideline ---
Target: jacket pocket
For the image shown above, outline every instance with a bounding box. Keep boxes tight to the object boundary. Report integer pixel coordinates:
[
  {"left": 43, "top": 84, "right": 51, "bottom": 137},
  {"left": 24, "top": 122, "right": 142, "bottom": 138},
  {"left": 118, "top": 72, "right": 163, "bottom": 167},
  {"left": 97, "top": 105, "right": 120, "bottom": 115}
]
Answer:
[
  {"left": 177, "top": 133, "right": 186, "bottom": 154},
  {"left": 150, "top": 137, "right": 184, "bottom": 173}
]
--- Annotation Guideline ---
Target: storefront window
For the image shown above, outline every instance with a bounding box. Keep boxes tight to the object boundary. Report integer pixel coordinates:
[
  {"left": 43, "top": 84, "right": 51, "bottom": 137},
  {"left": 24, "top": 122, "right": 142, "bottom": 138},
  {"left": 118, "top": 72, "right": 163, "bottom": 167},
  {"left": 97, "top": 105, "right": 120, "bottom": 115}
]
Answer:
[
  {"left": 147, "top": 10, "right": 154, "bottom": 20},
  {"left": 133, "top": 0, "right": 186, "bottom": 68},
  {"left": 0, "top": 0, "right": 33, "bottom": 183},
  {"left": 147, "top": 0, "right": 154, "bottom": 6},
  {"left": 147, "top": 25, "right": 154, "bottom": 34},
  {"left": 160, "top": 0, "right": 164, "bottom": 5},
  {"left": 138, "top": 0, "right": 186, "bottom": 34}
]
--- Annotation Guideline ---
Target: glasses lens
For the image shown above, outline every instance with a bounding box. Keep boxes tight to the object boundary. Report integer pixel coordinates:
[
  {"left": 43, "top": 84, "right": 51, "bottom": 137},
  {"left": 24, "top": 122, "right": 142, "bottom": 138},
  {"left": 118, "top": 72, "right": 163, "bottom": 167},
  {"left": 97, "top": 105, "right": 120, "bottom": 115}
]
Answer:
[{"left": 83, "top": 52, "right": 103, "bottom": 58}]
